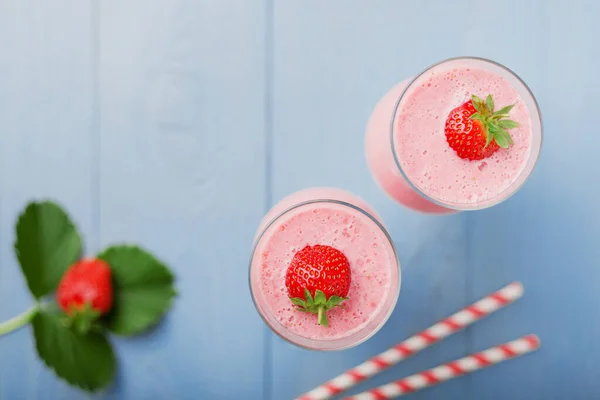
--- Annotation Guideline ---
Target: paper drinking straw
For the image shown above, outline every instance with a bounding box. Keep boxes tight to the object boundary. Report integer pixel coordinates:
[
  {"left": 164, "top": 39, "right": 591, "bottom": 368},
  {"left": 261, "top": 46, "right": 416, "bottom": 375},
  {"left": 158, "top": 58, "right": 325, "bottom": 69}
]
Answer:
[
  {"left": 345, "top": 334, "right": 540, "bottom": 400},
  {"left": 296, "top": 282, "right": 524, "bottom": 400}
]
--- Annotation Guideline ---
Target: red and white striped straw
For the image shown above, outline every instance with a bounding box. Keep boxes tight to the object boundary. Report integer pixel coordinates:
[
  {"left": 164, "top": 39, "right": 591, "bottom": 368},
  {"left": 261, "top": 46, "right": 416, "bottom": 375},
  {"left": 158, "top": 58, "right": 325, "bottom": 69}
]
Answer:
[
  {"left": 345, "top": 334, "right": 540, "bottom": 400},
  {"left": 296, "top": 282, "right": 524, "bottom": 400}
]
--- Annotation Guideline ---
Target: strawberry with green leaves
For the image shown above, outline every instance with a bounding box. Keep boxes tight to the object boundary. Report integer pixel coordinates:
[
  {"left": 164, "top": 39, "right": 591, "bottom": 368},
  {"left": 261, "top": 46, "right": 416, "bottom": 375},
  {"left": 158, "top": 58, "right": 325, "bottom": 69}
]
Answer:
[
  {"left": 0, "top": 200, "right": 177, "bottom": 392},
  {"left": 445, "top": 94, "right": 520, "bottom": 161},
  {"left": 57, "top": 258, "right": 113, "bottom": 334},
  {"left": 285, "top": 244, "right": 351, "bottom": 327}
]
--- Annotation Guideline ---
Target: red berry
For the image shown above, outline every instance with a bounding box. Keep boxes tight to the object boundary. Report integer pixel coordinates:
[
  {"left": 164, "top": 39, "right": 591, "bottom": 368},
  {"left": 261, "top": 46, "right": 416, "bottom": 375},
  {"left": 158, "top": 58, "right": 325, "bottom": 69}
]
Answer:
[
  {"left": 444, "top": 100, "right": 499, "bottom": 161},
  {"left": 286, "top": 244, "right": 351, "bottom": 299},
  {"left": 285, "top": 245, "right": 351, "bottom": 327},
  {"left": 58, "top": 258, "right": 113, "bottom": 316}
]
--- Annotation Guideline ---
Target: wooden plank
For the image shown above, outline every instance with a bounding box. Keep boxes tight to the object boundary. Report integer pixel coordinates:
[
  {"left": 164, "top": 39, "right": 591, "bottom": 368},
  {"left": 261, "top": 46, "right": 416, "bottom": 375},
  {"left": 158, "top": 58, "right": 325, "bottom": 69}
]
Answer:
[
  {"left": 0, "top": 1, "right": 96, "bottom": 399},
  {"left": 270, "top": 2, "right": 469, "bottom": 399},
  {"left": 98, "top": 1, "right": 267, "bottom": 398},
  {"left": 468, "top": 1, "right": 600, "bottom": 399}
]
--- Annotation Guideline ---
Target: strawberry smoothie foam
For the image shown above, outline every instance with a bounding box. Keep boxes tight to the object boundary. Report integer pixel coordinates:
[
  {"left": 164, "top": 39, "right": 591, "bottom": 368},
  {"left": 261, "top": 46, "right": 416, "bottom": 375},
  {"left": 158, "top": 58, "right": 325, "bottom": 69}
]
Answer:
[
  {"left": 366, "top": 57, "right": 542, "bottom": 213},
  {"left": 249, "top": 188, "right": 400, "bottom": 350}
]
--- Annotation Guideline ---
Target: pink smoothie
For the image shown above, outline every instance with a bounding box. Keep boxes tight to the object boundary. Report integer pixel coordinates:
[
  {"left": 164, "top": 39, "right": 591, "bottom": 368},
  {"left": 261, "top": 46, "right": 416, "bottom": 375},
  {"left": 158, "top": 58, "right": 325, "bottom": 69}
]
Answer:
[
  {"left": 366, "top": 57, "right": 542, "bottom": 212},
  {"left": 249, "top": 188, "right": 400, "bottom": 350}
]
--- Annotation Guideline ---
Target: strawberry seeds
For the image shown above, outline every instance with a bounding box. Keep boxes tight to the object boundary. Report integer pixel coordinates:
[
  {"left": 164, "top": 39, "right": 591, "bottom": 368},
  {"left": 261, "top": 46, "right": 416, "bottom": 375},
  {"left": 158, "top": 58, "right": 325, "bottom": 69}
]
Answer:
[
  {"left": 445, "top": 94, "right": 520, "bottom": 161},
  {"left": 285, "top": 244, "right": 351, "bottom": 327}
]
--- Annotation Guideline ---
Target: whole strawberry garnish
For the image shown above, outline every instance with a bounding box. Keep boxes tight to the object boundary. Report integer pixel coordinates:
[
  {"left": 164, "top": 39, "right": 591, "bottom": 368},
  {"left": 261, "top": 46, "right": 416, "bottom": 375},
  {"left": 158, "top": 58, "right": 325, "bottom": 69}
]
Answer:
[
  {"left": 57, "top": 258, "right": 113, "bottom": 334},
  {"left": 285, "top": 244, "right": 351, "bottom": 327},
  {"left": 445, "top": 94, "right": 520, "bottom": 161}
]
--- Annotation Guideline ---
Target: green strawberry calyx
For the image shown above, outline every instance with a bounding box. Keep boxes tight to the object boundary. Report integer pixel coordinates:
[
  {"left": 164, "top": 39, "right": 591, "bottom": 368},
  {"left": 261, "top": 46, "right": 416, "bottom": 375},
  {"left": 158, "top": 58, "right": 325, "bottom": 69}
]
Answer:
[
  {"left": 470, "top": 94, "right": 520, "bottom": 149},
  {"left": 63, "top": 302, "right": 103, "bottom": 335},
  {"left": 290, "top": 288, "right": 348, "bottom": 327}
]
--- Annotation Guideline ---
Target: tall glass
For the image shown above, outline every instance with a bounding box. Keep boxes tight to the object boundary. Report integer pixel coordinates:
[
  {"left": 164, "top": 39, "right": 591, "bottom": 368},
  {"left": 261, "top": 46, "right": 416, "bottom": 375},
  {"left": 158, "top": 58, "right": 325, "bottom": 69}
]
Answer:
[
  {"left": 249, "top": 188, "right": 401, "bottom": 350},
  {"left": 365, "top": 57, "right": 543, "bottom": 213}
]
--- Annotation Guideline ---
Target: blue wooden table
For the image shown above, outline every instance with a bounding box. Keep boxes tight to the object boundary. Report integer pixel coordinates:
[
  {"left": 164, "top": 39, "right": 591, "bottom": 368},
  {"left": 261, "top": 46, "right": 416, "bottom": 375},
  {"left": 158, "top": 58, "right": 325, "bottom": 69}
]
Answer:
[{"left": 1, "top": 1, "right": 598, "bottom": 399}]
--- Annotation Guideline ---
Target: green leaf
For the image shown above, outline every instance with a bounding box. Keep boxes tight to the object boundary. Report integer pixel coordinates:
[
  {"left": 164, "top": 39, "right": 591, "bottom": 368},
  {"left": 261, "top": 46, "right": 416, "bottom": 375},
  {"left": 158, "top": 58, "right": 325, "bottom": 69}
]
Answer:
[
  {"left": 485, "top": 130, "right": 493, "bottom": 147},
  {"left": 67, "top": 302, "right": 102, "bottom": 335},
  {"left": 487, "top": 122, "right": 500, "bottom": 133},
  {"left": 32, "top": 309, "right": 116, "bottom": 392},
  {"left": 303, "top": 288, "right": 313, "bottom": 304},
  {"left": 314, "top": 290, "right": 326, "bottom": 305},
  {"left": 502, "top": 129, "right": 515, "bottom": 145},
  {"left": 486, "top": 94, "right": 494, "bottom": 111},
  {"left": 471, "top": 95, "right": 485, "bottom": 113},
  {"left": 493, "top": 131, "right": 510, "bottom": 148},
  {"left": 14, "top": 201, "right": 82, "bottom": 299},
  {"left": 470, "top": 112, "right": 485, "bottom": 122},
  {"left": 471, "top": 94, "right": 484, "bottom": 104},
  {"left": 497, "top": 119, "right": 520, "bottom": 129},
  {"left": 325, "top": 296, "right": 347, "bottom": 309},
  {"left": 290, "top": 298, "right": 306, "bottom": 308},
  {"left": 494, "top": 105, "right": 514, "bottom": 115},
  {"left": 98, "top": 245, "right": 176, "bottom": 336}
]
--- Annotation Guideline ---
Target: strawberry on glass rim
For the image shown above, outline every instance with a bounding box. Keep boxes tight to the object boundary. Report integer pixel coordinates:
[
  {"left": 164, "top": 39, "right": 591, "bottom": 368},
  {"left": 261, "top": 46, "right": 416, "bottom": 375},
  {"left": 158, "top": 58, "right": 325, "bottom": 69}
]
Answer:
[
  {"left": 445, "top": 94, "right": 520, "bottom": 161},
  {"left": 285, "top": 244, "right": 351, "bottom": 327}
]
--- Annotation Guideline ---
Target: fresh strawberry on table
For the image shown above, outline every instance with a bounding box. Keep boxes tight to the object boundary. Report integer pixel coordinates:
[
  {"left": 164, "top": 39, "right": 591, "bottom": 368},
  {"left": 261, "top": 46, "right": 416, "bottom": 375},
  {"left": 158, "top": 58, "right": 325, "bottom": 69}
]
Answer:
[
  {"left": 0, "top": 200, "right": 177, "bottom": 392},
  {"left": 57, "top": 258, "right": 113, "bottom": 334},
  {"left": 445, "top": 94, "right": 520, "bottom": 161},
  {"left": 285, "top": 244, "right": 351, "bottom": 327}
]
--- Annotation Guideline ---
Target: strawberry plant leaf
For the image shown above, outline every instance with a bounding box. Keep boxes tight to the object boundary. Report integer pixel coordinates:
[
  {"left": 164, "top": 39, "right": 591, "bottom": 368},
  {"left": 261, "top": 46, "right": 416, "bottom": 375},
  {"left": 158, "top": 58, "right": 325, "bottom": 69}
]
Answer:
[
  {"left": 494, "top": 105, "right": 514, "bottom": 116},
  {"left": 494, "top": 131, "right": 510, "bottom": 148},
  {"left": 303, "top": 288, "right": 313, "bottom": 304},
  {"left": 471, "top": 95, "right": 484, "bottom": 103},
  {"left": 498, "top": 119, "right": 520, "bottom": 129},
  {"left": 314, "top": 290, "right": 326, "bottom": 305},
  {"left": 470, "top": 113, "right": 485, "bottom": 122},
  {"left": 485, "top": 130, "right": 493, "bottom": 147},
  {"left": 98, "top": 245, "right": 176, "bottom": 336},
  {"left": 500, "top": 129, "right": 515, "bottom": 145},
  {"left": 486, "top": 94, "right": 494, "bottom": 111},
  {"left": 471, "top": 95, "right": 485, "bottom": 113},
  {"left": 32, "top": 309, "right": 116, "bottom": 392},
  {"left": 14, "top": 201, "right": 82, "bottom": 299},
  {"left": 325, "top": 296, "right": 346, "bottom": 309},
  {"left": 290, "top": 298, "right": 306, "bottom": 307},
  {"left": 487, "top": 122, "right": 500, "bottom": 133}
]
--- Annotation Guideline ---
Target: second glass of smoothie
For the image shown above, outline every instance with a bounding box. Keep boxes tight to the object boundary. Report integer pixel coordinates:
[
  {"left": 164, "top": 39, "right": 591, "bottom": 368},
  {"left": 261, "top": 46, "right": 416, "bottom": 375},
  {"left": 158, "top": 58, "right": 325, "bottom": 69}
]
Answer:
[
  {"left": 249, "top": 188, "right": 400, "bottom": 350},
  {"left": 365, "top": 57, "right": 543, "bottom": 213}
]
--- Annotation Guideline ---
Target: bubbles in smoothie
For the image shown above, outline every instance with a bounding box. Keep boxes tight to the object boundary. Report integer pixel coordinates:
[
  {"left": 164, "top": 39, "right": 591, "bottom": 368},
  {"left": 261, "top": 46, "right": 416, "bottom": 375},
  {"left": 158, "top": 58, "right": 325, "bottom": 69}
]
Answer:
[
  {"left": 256, "top": 203, "right": 396, "bottom": 341},
  {"left": 395, "top": 63, "right": 532, "bottom": 207}
]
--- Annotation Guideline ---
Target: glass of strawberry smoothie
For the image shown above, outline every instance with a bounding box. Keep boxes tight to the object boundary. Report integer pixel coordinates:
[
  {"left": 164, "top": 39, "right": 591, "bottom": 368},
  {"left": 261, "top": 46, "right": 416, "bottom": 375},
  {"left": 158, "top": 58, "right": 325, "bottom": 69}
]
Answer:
[
  {"left": 365, "top": 57, "right": 543, "bottom": 213},
  {"left": 249, "top": 188, "right": 401, "bottom": 350}
]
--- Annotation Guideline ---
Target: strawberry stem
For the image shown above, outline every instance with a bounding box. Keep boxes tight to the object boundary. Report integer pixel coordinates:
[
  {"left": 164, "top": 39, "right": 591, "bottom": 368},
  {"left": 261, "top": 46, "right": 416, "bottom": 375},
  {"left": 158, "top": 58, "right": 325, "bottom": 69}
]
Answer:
[
  {"left": 317, "top": 306, "right": 328, "bottom": 327},
  {"left": 0, "top": 304, "right": 40, "bottom": 337},
  {"left": 291, "top": 288, "right": 348, "bottom": 327}
]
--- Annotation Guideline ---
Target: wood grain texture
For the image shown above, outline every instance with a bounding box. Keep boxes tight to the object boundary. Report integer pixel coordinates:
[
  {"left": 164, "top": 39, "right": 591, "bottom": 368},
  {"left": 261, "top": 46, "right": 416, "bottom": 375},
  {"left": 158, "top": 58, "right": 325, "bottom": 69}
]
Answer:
[
  {"left": 98, "top": 1, "right": 267, "bottom": 399},
  {"left": 0, "top": 1, "right": 96, "bottom": 399},
  {"left": 0, "top": 0, "right": 599, "bottom": 399},
  {"left": 270, "top": 2, "right": 469, "bottom": 399},
  {"left": 468, "top": 1, "right": 600, "bottom": 399}
]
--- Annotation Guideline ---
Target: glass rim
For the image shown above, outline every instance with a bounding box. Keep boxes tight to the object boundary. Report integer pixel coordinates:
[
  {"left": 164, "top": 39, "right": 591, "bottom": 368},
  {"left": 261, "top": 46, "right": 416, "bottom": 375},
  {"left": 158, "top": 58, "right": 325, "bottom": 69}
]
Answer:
[
  {"left": 389, "top": 56, "right": 544, "bottom": 211},
  {"left": 248, "top": 197, "right": 401, "bottom": 351}
]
